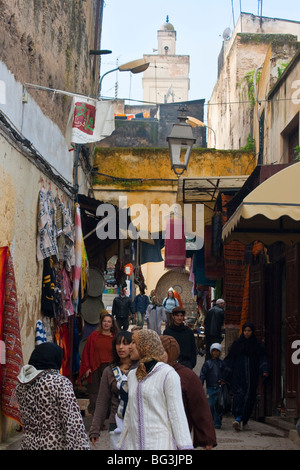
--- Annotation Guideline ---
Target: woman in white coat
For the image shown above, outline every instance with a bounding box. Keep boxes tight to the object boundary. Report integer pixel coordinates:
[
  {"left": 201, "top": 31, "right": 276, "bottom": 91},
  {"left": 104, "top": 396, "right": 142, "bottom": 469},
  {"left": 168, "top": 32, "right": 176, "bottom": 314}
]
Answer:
[{"left": 116, "top": 329, "right": 193, "bottom": 450}]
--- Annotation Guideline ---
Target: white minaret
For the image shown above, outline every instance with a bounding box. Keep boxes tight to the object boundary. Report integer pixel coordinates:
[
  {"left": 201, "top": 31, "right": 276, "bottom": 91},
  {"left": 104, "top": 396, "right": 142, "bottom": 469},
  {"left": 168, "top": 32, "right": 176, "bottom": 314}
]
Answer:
[{"left": 143, "top": 16, "right": 190, "bottom": 104}]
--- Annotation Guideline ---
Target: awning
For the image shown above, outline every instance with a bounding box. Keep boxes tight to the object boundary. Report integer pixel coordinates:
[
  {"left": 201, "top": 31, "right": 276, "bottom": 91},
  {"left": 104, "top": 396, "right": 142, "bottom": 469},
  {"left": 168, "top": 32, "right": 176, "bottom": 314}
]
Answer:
[
  {"left": 178, "top": 176, "right": 249, "bottom": 203},
  {"left": 222, "top": 162, "right": 300, "bottom": 245}
]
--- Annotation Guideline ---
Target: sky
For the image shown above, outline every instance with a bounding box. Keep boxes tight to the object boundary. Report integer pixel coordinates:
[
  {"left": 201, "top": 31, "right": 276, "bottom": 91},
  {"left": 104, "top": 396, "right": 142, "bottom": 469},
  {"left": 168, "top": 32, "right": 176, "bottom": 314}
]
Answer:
[{"left": 100, "top": 0, "right": 300, "bottom": 117}]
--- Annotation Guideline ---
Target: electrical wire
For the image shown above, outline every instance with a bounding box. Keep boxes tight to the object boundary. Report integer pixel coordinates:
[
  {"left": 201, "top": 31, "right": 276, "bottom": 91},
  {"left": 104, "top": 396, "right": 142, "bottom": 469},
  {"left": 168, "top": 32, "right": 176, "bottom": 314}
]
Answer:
[
  {"left": 93, "top": 170, "right": 178, "bottom": 183},
  {"left": 0, "top": 109, "right": 75, "bottom": 197}
]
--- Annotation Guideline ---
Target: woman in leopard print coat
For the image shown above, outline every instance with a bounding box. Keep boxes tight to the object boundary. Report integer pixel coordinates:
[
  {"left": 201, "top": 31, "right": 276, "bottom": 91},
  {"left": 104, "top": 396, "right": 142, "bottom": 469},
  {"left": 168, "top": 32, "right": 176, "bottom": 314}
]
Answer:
[{"left": 16, "top": 342, "right": 90, "bottom": 450}]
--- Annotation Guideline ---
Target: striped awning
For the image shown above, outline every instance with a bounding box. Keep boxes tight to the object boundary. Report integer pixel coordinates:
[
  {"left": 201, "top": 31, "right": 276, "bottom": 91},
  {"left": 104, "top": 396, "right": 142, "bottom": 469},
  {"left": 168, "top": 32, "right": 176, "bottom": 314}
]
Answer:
[{"left": 222, "top": 162, "right": 300, "bottom": 245}]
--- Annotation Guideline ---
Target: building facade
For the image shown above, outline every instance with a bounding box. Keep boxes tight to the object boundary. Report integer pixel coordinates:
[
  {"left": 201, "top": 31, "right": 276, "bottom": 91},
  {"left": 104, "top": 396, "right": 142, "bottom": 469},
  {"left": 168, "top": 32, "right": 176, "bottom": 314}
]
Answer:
[
  {"left": 221, "top": 43, "right": 300, "bottom": 421},
  {"left": 208, "top": 13, "right": 300, "bottom": 150}
]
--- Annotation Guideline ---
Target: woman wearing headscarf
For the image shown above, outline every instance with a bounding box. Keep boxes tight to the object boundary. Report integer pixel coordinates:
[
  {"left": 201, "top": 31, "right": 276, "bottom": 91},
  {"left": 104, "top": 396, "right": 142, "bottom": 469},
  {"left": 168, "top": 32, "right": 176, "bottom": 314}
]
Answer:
[
  {"left": 16, "top": 342, "right": 90, "bottom": 450},
  {"left": 160, "top": 335, "right": 217, "bottom": 450},
  {"left": 222, "top": 322, "right": 270, "bottom": 431},
  {"left": 116, "top": 329, "right": 193, "bottom": 450}
]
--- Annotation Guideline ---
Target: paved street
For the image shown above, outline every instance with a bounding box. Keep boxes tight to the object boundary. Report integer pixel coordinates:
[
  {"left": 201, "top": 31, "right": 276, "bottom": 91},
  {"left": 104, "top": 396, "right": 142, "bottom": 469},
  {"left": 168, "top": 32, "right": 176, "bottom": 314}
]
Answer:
[
  {"left": 84, "top": 414, "right": 300, "bottom": 451},
  {"left": 2, "top": 353, "right": 299, "bottom": 451},
  {"left": 84, "top": 353, "right": 300, "bottom": 451}
]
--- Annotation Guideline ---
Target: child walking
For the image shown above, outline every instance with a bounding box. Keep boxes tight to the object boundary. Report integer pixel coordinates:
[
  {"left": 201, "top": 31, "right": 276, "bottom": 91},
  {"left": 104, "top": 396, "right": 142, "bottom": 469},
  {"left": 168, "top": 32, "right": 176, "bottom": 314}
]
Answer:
[{"left": 200, "top": 343, "right": 225, "bottom": 429}]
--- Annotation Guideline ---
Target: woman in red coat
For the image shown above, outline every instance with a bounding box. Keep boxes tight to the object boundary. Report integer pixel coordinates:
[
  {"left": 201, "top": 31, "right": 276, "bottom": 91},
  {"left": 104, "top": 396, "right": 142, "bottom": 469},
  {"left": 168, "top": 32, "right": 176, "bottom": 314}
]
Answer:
[
  {"left": 79, "top": 314, "right": 119, "bottom": 415},
  {"left": 160, "top": 335, "right": 217, "bottom": 450}
]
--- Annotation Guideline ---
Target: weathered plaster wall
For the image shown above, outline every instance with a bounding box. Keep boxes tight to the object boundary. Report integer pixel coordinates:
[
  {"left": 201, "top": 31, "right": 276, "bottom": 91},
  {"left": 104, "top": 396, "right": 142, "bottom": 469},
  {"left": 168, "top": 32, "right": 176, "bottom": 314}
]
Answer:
[
  {"left": 253, "top": 48, "right": 300, "bottom": 164},
  {"left": 208, "top": 34, "right": 278, "bottom": 149},
  {"left": 93, "top": 147, "right": 256, "bottom": 184},
  {"left": 0, "top": 134, "right": 72, "bottom": 365},
  {"left": 92, "top": 148, "right": 256, "bottom": 228},
  {"left": 0, "top": 0, "right": 102, "bottom": 133},
  {"left": 209, "top": 12, "right": 300, "bottom": 150},
  {"left": 0, "top": 62, "right": 73, "bottom": 182}
]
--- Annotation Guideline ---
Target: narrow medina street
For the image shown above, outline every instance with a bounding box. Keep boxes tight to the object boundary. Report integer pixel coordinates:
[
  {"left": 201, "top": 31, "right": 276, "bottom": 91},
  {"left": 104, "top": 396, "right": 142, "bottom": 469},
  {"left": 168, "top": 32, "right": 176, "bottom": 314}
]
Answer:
[
  {"left": 84, "top": 354, "right": 300, "bottom": 451},
  {"left": 1, "top": 353, "right": 299, "bottom": 451}
]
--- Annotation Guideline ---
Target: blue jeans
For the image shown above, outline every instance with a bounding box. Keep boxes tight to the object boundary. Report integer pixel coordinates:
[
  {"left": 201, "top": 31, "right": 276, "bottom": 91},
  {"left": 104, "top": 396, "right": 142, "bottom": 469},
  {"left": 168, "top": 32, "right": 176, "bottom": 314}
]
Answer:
[
  {"left": 207, "top": 386, "right": 223, "bottom": 428},
  {"left": 136, "top": 311, "right": 145, "bottom": 327}
]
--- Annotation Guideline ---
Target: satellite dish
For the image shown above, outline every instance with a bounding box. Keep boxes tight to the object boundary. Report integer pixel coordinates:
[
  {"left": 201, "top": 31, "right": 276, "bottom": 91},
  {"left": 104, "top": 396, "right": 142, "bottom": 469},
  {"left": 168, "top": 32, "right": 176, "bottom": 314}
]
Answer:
[{"left": 222, "top": 27, "right": 232, "bottom": 40}]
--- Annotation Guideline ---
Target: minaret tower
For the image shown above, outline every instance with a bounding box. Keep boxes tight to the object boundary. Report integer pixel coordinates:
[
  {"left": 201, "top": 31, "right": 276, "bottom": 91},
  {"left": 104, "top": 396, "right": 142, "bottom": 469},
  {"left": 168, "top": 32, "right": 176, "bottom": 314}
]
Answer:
[{"left": 142, "top": 16, "right": 190, "bottom": 104}]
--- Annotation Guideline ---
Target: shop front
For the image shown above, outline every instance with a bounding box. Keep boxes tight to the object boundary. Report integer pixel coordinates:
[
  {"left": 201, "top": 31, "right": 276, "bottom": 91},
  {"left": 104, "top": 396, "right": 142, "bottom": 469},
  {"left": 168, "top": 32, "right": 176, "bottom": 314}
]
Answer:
[{"left": 222, "top": 163, "right": 300, "bottom": 421}]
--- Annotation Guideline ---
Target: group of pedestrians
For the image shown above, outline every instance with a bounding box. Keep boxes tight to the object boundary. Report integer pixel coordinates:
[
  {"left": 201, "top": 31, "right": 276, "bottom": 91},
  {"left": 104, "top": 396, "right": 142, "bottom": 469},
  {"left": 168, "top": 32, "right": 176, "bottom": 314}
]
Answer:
[
  {"left": 14, "top": 288, "right": 270, "bottom": 451},
  {"left": 111, "top": 285, "right": 183, "bottom": 335}
]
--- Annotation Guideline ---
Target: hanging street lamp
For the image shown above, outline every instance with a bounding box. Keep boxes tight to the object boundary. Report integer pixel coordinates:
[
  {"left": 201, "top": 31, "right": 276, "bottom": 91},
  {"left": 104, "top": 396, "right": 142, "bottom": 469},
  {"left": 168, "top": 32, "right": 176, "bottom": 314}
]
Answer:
[
  {"left": 98, "top": 58, "right": 150, "bottom": 98},
  {"left": 167, "top": 106, "right": 196, "bottom": 176}
]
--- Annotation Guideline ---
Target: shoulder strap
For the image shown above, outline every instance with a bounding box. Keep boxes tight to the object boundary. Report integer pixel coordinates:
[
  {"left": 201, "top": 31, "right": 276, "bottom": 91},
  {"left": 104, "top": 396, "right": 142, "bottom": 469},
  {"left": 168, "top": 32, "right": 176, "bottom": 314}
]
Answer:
[{"left": 111, "top": 366, "right": 123, "bottom": 384}]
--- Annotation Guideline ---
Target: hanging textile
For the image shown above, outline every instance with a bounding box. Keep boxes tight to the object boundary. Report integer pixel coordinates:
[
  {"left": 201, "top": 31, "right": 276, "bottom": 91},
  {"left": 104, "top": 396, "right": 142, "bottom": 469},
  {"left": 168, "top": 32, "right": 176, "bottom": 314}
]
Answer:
[
  {"left": 204, "top": 225, "right": 224, "bottom": 279},
  {"left": 81, "top": 241, "right": 89, "bottom": 295},
  {"left": 133, "top": 266, "right": 146, "bottom": 292},
  {"left": 55, "top": 323, "right": 70, "bottom": 377},
  {"left": 140, "top": 239, "right": 164, "bottom": 264},
  {"left": 164, "top": 217, "right": 186, "bottom": 269},
  {"left": 35, "top": 317, "right": 53, "bottom": 345},
  {"left": 72, "top": 203, "right": 83, "bottom": 309},
  {"left": 62, "top": 204, "right": 75, "bottom": 271},
  {"left": 0, "top": 247, "right": 9, "bottom": 368},
  {"left": 36, "top": 188, "right": 58, "bottom": 261},
  {"left": 66, "top": 97, "right": 115, "bottom": 145},
  {"left": 221, "top": 194, "right": 246, "bottom": 326},
  {"left": 238, "top": 242, "right": 264, "bottom": 333},
  {"left": 62, "top": 268, "right": 74, "bottom": 319},
  {"left": 41, "top": 258, "right": 55, "bottom": 317},
  {"left": 192, "top": 248, "right": 216, "bottom": 287},
  {"left": 114, "top": 258, "right": 126, "bottom": 288},
  {"left": 189, "top": 258, "right": 196, "bottom": 295},
  {"left": 35, "top": 319, "right": 47, "bottom": 345},
  {"left": 55, "top": 196, "right": 65, "bottom": 261},
  {"left": 1, "top": 250, "right": 23, "bottom": 425}
]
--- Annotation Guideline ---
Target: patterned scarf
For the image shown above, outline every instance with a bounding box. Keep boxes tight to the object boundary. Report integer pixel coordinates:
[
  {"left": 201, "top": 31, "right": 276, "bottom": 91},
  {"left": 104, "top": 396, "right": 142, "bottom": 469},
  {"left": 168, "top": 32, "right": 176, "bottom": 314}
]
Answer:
[{"left": 134, "top": 329, "right": 165, "bottom": 381}]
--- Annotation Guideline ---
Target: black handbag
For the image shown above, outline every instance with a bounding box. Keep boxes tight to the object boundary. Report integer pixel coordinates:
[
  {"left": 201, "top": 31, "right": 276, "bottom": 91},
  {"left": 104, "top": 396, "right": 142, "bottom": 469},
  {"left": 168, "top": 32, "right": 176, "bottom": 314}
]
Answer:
[{"left": 215, "top": 384, "right": 232, "bottom": 414}]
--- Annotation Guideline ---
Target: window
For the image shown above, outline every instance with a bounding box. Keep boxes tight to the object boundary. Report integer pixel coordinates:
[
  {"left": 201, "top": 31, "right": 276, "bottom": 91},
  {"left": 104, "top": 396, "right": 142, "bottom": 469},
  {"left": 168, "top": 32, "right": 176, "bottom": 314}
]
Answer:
[{"left": 281, "top": 113, "right": 299, "bottom": 163}]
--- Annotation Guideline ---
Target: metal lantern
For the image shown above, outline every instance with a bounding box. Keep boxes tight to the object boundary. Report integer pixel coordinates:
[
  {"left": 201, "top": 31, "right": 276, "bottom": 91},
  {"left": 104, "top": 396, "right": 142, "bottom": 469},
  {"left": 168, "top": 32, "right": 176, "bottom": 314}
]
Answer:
[{"left": 167, "top": 109, "right": 196, "bottom": 176}]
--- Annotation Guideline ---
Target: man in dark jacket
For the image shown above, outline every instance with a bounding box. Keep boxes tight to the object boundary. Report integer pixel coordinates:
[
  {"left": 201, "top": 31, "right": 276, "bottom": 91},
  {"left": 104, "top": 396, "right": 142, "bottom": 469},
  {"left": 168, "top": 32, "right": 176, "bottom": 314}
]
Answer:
[
  {"left": 163, "top": 307, "right": 197, "bottom": 369},
  {"left": 112, "top": 286, "right": 134, "bottom": 331},
  {"left": 133, "top": 288, "right": 149, "bottom": 327},
  {"left": 204, "top": 299, "right": 225, "bottom": 360}
]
